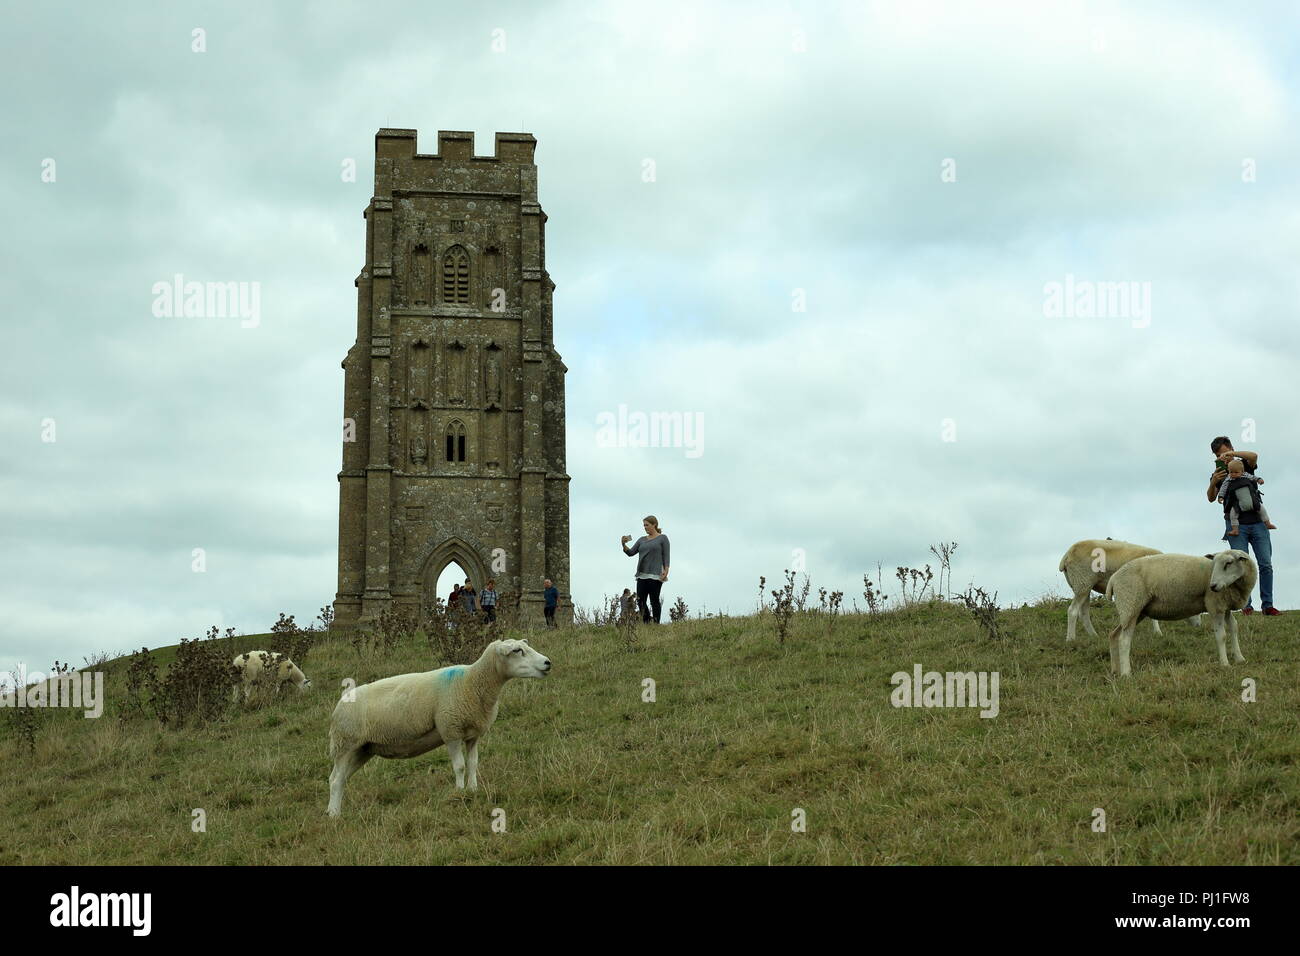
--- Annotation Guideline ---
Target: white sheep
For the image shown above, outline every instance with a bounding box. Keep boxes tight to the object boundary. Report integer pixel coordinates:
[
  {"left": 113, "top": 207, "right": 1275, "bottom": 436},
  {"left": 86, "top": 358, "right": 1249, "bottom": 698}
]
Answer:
[
  {"left": 326, "top": 637, "right": 551, "bottom": 817},
  {"left": 1059, "top": 538, "right": 1169, "bottom": 641},
  {"left": 231, "top": 651, "right": 311, "bottom": 702},
  {"left": 1103, "top": 550, "right": 1256, "bottom": 677}
]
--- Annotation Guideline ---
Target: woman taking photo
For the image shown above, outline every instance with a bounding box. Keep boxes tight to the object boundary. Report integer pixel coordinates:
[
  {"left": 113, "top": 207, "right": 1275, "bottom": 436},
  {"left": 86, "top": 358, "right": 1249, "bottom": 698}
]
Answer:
[{"left": 621, "top": 515, "right": 670, "bottom": 624}]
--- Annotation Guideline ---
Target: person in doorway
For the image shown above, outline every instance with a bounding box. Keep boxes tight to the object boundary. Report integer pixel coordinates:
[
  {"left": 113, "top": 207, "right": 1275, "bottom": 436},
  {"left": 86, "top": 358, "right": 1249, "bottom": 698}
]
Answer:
[
  {"left": 481, "top": 579, "right": 498, "bottom": 624},
  {"left": 621, "top": 515, "right": 670, "bottom": 624},
  {"left": 543, "top": 579, "right": 559, "bottom": 627}
]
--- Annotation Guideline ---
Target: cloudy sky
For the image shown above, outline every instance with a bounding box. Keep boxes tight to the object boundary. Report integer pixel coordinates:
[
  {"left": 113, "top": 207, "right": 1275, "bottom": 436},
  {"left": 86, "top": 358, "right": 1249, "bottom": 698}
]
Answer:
[{"left": 3, "top": 0, "right": 1297, "bottom": 671}]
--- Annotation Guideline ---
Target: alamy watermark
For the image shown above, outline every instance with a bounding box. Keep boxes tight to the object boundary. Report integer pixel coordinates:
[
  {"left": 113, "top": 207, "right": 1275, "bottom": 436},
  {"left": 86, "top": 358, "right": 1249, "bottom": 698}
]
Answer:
[
  {"left": 151, "top": 274, "right": 261, "bottom": 328},
  {"left": 1, "top": 665, "right": 104, "bottom": 718},
  {"left": 595, "top": 404, "right": 704, "bottom": 459},
  {"left": 1043, "top": 273, "right": 1151, "bottom": 328},
  {"left": 890, "top": 664, "right": 999, "bottom": 718},
  {"left": 49, "top": 886, "right": 150, "bottom": 935}
]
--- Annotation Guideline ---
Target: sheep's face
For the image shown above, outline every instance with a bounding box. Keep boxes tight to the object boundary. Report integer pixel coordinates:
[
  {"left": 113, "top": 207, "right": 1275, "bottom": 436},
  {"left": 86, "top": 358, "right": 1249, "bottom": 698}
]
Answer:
[
  {"left": 495, "top": 639, "right": 552, "bottom": 679},
  {"left": 277, "top": 662, "right": 311, "bottom": 691},
  {"left": 1210, "top": 551, "right": 1254, "bottom": 592}
]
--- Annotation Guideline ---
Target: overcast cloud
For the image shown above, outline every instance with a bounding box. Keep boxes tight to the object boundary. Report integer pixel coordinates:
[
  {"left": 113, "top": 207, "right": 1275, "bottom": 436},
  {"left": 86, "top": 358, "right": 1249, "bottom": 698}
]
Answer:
[{"left": 2, "top": 0, "right": 1297, "bottom": 671}]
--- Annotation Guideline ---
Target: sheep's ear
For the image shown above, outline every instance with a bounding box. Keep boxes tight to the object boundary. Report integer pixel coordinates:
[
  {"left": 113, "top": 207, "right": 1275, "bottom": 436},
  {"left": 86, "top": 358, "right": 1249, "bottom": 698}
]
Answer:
[{"left": 1204, "top": 554, "right": 1214, "bottom": 560}]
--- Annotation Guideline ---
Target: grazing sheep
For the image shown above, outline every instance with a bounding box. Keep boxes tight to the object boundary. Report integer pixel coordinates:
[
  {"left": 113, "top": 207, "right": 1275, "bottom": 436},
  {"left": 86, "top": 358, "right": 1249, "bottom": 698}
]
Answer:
[
  {"left": 231, "top": 651, "right": 311, "bottom": 702},
  {"left": 1059, "top": 539, "right": 1169, "bottom": 641},
  {"left": 1103, "top": 551, "right": 1256, "bottom": 677},
  {"left": 326, "top": 638, "right": 551, "bottom": 817}
]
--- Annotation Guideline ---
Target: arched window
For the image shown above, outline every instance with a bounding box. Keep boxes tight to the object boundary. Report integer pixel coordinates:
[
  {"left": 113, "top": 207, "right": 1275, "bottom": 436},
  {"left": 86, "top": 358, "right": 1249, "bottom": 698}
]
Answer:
[
  {"left": 442, "top": 245, "right": 470, "bottom": 303},
  {"left": 445, "top": 420, "right": 466, "bottom": 463}
]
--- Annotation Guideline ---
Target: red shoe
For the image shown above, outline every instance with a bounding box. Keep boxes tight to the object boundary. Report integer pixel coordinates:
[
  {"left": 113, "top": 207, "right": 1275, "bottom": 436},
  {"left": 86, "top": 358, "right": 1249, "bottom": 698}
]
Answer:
[
  {"left": 1242, "top": 606, "right": 1254, "bottom": 615},
  {"left": 1263, "top": 607, "right": 1281, "bottom": 616}
]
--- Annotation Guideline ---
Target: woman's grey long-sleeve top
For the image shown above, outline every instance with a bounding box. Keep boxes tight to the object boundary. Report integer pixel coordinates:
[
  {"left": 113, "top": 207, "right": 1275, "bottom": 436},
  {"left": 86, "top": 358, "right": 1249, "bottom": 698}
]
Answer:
[{"left": 623, "top": 534, "right": 670, "bottom": 578}]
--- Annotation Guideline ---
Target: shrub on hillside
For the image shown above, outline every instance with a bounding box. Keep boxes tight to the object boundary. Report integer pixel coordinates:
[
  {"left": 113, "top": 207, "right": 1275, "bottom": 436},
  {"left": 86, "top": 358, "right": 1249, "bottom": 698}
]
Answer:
[
  {"left": 4, "top": 669, "right": 42, "bottom": 753},
  {"left": 270, "top": 612, "right": 315, "bottom": 666},
  {"left": 122, "top": 648, "right": 160, "bottom": 722},
  {"left": 958, "top": 585, "right": 1002, "bottom": 641},
  {"left": 768, "top": 570, "right": 797, "bottom": 644},
  {"left": 861, "top": 566, "right": 889, "bottom": 615},
  {"left": 427, "top": 600, "right": 491, "bottom": 666},
  {"left": 154, "top": 636, "right": 238, "bottom": 728}
]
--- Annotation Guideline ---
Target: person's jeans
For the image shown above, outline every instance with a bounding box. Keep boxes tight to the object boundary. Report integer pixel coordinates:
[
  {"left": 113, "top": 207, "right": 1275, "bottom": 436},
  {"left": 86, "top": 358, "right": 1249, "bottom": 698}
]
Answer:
[
  {"left": 637, "top": 578, "right": 663, "bottom": 623},
  {"left": 1225, "top": 519, "right": 1274, "bottom": 609}
]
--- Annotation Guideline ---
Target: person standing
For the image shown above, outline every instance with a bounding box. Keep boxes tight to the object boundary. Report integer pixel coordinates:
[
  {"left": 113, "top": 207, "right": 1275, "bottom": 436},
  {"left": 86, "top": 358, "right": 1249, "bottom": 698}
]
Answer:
[
  {"left": 462, "top": 578, "right": 477, "bottom": 615},
  {"left": 1207, "top": 436, "right": 1279, "bottom": 615},
  {"left": 481, "top": 579, "right": 498, "bottom": 624},
  {"left": 621, "top": 515, "right": 670, "bottom": 624},
  {"left": 543, "top": 578, "right": 559, "bottom": 628}
]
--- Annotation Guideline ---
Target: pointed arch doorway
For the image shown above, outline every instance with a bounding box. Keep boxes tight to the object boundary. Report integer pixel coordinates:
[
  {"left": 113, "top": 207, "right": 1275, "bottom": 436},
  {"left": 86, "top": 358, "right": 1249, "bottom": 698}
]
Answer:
[
  {"left": 435, "top": 562, "right": 469, "bottom": 609},
  {"left": 419, "top": 536, "right": 490, "bottom": 614}
]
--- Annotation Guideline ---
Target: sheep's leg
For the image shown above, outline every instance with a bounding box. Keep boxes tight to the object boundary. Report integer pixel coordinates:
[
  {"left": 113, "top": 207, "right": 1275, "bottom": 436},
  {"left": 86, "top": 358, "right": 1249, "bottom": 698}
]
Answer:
[
  {"left": 1118, "top": 623, "right": 1135, "bottom": 677},
  {"left": 1188, "top": 615, "right": 1202, "bottom": 627},
  {"left": 465, "top": 738, "right": 480, "bottom": 791},
  {"left": 1066, "top": 594, "right": 1081, "bottom": 641},
  {"left": 1212, "top": 612, "right": 1230, "bottom": 666},
  {"left": 447, "top": 738, "right": 467, "bottom": 789},
  {"left": 1228, "top": 611, "right": 1245, "bottom": 664},
  {"left": 1071, "top": 587, "right": 1092, "bottom": 639},
  {"left": 1108, "top": 625, "right": 1121, "bottom": 675},
  {"left": 327, "top": 746, "right": 371, "bottom": 818},
  {"left": 1150, "top": 619, "right": 1163, "bottom": 636},
  {"left": 1080, "top": 596, "right": 1098, "bottom": 637}
]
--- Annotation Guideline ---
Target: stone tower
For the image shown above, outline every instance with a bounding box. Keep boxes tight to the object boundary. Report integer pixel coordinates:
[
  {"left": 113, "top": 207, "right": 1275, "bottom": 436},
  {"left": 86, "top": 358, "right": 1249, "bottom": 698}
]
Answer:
[{"left": 332, "top": 129, "right": 570, "bottom": 628}]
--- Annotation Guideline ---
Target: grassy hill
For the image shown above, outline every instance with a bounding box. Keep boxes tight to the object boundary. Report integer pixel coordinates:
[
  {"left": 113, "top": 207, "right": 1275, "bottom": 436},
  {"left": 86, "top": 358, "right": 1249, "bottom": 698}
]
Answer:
[{"left": 2, "top": 599, "right": 1297, "bottom": 865}]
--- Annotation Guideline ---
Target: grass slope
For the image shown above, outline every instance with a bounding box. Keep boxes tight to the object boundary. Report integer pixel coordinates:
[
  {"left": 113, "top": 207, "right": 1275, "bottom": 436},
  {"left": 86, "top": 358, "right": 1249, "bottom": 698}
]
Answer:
[{"left": 2, "top": 601, "right": 1297, "bottom": 865}]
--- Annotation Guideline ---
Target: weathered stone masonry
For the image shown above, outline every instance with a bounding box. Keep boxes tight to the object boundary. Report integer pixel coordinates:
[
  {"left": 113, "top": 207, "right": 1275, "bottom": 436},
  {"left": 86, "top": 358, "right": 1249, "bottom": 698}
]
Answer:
[{"left": 332, "top": 129, "right": 571, "bottom": 627}]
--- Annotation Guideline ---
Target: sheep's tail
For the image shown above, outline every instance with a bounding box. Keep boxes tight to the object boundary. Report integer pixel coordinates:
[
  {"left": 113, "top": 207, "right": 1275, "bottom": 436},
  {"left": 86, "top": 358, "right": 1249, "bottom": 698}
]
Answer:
[{"left": 1104, "top": 576, "right": 1116, "bottom": 600}]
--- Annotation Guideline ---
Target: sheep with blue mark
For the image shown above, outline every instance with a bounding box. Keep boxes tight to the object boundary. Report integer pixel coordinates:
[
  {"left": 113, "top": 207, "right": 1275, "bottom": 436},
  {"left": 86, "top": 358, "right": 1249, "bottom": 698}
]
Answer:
[{"left": 326, "top": 638, "right": 552, "bottom": 817}]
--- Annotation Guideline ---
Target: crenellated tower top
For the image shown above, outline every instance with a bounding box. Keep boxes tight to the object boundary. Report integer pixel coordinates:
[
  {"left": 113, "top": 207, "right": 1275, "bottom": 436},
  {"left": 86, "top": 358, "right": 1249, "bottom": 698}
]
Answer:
[{"left": 374, "top": 128, "right": 538, "bottom": 166}]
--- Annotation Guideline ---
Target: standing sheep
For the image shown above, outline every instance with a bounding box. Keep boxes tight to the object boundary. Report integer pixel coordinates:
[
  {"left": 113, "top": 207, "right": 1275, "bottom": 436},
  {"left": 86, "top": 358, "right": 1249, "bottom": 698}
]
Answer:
[
  {"left": 326, "top": 638, "right": 551, "bottom": 818},
  {"left": 1059, "top": 539, "right": 1167, "bottom": 641},
  {"left": 1103, "top": 551, "right": 1256, "bottom": 677},
  {"left": 231, "top": 651, "right": 311, "bottom": 703}
]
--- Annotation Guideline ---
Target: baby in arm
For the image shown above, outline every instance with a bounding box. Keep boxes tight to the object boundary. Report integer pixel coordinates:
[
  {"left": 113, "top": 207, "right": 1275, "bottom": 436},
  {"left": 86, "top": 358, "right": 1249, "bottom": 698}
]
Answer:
[{"left": 1217, "top": 458, "right": 1277, "bottom": 536}]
